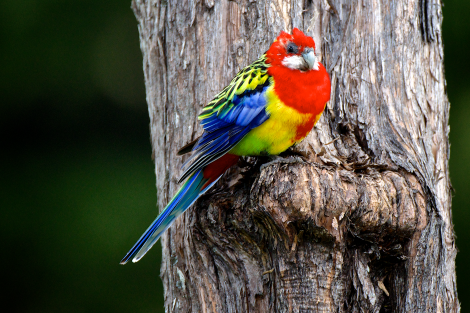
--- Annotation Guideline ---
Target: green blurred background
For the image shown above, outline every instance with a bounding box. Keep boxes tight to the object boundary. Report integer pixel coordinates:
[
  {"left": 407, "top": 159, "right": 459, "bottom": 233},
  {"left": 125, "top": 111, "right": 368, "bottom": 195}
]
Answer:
[{"left": 1, "top": 1, "right": 468, "bottom": 312}]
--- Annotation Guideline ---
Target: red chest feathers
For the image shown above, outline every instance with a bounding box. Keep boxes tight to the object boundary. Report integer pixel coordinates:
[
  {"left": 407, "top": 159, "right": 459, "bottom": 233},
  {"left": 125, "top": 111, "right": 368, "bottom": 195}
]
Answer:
[{"left": 268, "top": 63, "right": 331, "bottom": 117}]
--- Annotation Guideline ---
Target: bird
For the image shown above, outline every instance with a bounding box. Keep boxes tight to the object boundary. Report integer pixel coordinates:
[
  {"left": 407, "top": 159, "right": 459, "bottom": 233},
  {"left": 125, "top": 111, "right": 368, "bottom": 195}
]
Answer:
[{"left": 120, "top": 28, "right": 331, "bottom": 264}]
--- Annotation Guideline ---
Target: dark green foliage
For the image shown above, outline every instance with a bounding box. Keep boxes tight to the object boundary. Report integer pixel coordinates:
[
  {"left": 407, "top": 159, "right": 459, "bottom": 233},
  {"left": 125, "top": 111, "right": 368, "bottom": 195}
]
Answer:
[
  {"left": 443, "top": 0, "right": 470, "bottom": 307},
  {"left": 0, "top": 1, "right": 163, "bottom": 312}
]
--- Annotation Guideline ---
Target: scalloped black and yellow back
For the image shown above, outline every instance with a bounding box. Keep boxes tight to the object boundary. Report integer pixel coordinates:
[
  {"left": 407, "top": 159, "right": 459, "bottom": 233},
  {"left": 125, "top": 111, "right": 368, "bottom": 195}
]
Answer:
[{"left": 198, "top": 55, "right": 270, "bottom": 120}]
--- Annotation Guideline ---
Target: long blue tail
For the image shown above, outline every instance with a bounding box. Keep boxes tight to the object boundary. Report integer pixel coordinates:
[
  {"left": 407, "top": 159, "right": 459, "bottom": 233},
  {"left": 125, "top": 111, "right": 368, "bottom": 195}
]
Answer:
[{"left": 120, "top": 169, "right": 219, "bottom": 264}]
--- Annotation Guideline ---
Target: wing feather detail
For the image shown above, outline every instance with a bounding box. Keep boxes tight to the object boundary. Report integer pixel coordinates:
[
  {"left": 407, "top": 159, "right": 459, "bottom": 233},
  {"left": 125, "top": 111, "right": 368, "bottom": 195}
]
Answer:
[{"left": 178, "top": 55, "right": 271, "bottom": 183}]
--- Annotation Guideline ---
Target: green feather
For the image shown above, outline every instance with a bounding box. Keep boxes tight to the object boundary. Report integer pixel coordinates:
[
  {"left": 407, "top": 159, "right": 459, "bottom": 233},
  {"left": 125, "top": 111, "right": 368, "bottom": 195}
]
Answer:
[{"left": 198, "top": 54, "right": 270, "bottom": 121}]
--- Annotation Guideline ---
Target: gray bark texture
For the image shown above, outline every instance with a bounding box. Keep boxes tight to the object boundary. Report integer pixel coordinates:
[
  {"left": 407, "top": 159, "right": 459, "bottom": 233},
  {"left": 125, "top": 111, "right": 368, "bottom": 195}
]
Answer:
[{"left": 131, "top": 0, "right": 458, "bottom": 312}]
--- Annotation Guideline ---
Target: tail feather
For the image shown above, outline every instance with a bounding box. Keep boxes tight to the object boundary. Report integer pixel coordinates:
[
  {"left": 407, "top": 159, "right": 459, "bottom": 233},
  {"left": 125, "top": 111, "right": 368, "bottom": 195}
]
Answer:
[
  {"left": 120, "top": 170, "right": 209, "bottom": 264},
  {"left": 120, "top": 153, "right": 240, "bottom": 264}
]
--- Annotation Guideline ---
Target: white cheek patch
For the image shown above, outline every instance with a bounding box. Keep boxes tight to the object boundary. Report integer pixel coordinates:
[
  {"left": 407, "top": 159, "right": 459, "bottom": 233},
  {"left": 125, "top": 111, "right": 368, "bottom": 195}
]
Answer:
[
  {"left": 282, "top": 53, "right": 320, "bottom": 71},
  {"left": 313, "top": 60, "right": 320, "bottom": 71},
  {"left": 282, "top": 55, "right": 305, "bottom": 70}
]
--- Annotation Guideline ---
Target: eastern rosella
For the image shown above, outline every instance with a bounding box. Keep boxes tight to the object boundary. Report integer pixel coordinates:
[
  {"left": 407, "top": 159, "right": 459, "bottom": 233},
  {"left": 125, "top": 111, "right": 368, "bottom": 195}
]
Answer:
[{"left": 120, "top": 28, "right": 331, "bottom": 264}]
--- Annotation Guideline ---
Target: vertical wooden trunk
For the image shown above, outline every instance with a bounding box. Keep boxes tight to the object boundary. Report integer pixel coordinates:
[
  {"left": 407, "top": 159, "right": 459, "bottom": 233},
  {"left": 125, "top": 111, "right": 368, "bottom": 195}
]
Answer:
[{"left": 132, "top": 0, "right": 458, "bottom": 311}]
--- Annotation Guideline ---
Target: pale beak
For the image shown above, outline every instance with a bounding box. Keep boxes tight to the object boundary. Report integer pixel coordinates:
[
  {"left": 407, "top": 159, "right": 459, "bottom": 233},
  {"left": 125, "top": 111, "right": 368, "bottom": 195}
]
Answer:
[{"left": 302, "top": 48, "right": 319, "bottom": 71}]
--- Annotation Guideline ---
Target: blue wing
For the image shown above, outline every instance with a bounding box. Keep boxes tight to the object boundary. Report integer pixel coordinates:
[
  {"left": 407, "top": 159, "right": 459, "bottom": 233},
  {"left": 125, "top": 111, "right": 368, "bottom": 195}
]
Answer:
[{"left": 178, "top": 56, "right": 272, "bottom": 182}]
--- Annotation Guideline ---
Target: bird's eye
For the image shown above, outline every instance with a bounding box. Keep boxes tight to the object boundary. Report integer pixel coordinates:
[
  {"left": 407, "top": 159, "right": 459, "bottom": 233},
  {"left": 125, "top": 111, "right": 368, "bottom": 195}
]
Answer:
[{"left": 286, "top": 42, "right": 298, "bottom": 54}]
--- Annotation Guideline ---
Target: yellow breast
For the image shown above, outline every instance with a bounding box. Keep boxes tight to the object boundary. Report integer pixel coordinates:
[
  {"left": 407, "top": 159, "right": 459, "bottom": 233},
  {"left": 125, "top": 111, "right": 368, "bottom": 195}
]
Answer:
[{"left": 229, "top": 85, "right": 319, "bottom": 156}]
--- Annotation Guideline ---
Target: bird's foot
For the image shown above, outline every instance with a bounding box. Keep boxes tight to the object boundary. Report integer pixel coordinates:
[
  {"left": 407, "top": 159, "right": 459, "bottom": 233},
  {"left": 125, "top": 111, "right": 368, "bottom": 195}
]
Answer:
[{"left": 259, "top": 155, "right": 306, "bottom": 172}]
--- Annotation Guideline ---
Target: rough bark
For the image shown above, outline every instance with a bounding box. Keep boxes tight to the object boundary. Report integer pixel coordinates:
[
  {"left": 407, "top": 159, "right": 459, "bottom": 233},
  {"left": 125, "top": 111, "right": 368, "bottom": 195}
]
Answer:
[{"left": 131, "top": 0, "right": 458, "bottom": 312}]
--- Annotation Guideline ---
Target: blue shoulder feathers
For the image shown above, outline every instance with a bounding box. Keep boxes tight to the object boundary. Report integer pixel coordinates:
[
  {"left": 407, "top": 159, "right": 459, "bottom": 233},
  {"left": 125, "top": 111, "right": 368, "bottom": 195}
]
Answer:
[{"left": 178, "top": 59, "right": 272, "bottom": 182}]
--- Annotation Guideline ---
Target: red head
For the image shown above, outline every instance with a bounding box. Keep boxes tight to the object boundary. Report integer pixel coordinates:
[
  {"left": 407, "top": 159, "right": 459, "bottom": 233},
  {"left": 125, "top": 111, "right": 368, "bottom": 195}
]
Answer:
[
  {"left": 266, "top": 28, "right": 319, "bottom": 72},
  {"left": 265, "top": 28, "right": 331, "bottom": 116}
]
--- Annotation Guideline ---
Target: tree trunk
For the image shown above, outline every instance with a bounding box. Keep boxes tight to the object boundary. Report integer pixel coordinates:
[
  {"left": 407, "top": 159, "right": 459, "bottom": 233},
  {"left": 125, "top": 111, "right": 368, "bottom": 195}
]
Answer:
[{"left": 131, "top": 0, "right": 458, "bottom": 311}]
